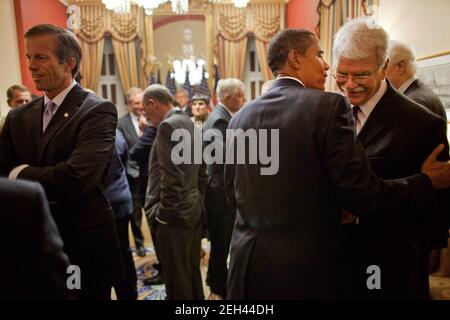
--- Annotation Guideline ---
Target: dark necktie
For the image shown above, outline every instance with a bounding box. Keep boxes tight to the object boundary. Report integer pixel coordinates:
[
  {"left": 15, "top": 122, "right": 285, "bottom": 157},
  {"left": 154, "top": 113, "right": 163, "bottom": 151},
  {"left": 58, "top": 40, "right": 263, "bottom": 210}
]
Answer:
[{"left": 352, "top": 105, "right": 360, "bottom": 123}]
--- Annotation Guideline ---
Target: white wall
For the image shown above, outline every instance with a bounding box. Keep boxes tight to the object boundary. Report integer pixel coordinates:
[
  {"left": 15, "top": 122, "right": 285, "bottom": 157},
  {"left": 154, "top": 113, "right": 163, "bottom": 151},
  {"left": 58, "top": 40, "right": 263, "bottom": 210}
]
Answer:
[
  {"left": 378, "top": 0, "right": 450, "bottom": 58},
  {"left": 0, "top": 0, "right": 22, "bottom": 119}
]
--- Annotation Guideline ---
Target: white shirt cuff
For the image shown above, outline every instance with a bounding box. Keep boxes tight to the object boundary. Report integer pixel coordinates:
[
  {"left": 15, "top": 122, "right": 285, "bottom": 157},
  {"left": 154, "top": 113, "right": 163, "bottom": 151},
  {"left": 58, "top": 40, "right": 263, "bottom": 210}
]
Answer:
[{"left": 9, "top": 164, "right": 29, "bottom": 180}]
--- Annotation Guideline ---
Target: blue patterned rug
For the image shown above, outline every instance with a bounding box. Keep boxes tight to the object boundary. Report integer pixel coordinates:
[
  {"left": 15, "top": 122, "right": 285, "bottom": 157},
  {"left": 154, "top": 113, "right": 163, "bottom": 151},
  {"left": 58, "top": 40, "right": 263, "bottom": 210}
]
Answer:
[{"left": 133, "top": 247, "right": 167, "bottom": 300}]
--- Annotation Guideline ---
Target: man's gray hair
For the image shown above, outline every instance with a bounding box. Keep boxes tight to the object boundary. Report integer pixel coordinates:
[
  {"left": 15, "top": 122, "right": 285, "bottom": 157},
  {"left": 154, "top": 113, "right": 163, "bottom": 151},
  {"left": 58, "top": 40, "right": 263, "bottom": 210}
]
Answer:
[
  {"left": 216, "top": 78, "right": 245, "bottom": 103},
  {"left": 143, "top": 84, "right": 173, "bottom": 105},
  {"left": 125, "top": 87, "right": 143, "bottom": 104},
  {"left": 388, "top": 40, "right": 417, "bottom": 75},
  {"left": 333, "top": 17, "right": 389, "bottom": 68}
]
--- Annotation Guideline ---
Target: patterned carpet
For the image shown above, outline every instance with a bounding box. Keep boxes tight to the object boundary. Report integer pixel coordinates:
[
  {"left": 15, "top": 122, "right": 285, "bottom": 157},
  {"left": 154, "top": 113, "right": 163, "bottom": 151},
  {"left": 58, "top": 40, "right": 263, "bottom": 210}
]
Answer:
[
  {"left": 132, "top": 242, "right": 211, "bottom": 300},
  {"left": 134, "top": 247, "right": 166, "bottom": 300}
]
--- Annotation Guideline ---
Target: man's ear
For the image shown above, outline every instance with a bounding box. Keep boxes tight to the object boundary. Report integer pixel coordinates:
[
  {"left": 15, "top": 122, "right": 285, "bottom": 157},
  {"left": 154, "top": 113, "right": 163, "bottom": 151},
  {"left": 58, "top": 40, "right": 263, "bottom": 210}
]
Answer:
[
  {"left": 66, "top": 57, "right": 77, "bottom": 74},
  {"left": 396, "top": 60, "right": 407, "bottom": 74},
  {"left": 288, "top": 50, "right": 301, "bottom": 69}
]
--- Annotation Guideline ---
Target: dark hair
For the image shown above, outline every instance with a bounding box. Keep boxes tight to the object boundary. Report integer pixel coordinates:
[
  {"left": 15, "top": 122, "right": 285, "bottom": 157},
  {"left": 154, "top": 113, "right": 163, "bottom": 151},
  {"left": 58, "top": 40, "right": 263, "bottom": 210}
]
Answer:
[
  {"left": 267, "top": 29, "right": 315, "bottom": 77},
  {"left": 7, "top": 84, "right": 30, "bottom": 101},
  {"left": 25, "top": 24, "right": 82, "bottom": 78},
  {"left": 192, "top": 94, "right": 210, "bottom": 105}
]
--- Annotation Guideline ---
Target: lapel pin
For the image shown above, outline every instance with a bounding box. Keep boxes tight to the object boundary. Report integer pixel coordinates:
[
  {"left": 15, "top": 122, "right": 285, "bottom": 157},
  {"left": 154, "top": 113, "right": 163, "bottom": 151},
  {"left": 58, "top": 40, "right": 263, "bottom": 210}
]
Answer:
[{"left": 64, "top": 113, "right": 69, "bottom": 118}]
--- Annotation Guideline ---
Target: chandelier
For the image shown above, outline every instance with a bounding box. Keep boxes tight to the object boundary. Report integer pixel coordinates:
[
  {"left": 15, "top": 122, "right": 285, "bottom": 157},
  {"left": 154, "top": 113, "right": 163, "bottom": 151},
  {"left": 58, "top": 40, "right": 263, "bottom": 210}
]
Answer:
[{"left": 102, "top": 0, "right": 249, "bottom": 15}]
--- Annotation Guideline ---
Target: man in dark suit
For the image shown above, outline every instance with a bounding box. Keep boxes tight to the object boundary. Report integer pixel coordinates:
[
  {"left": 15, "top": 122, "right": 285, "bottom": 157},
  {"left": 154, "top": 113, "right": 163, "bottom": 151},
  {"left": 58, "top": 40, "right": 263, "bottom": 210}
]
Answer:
[
  {"left": 0, "top": 178, "right": 70, "bottom": 300},
  {"left": 144, "top": 84, "right": 207, "bottom": 300},
  {"left": 128, "top": 125, "right": 162, "bottom": 285},
  {"left": 118, "top": 87, "right": 147, "bottom": 257},
  {"left": 104, "top": 130, "right": 137, "bottom": 300},
  {"left": 175, "top": 88, "right": 193, "bottom": 117},
  {"left": 224, "top": 28, "right": 450, "bottom": 300},
  {"left": 203, "top": 78, "right": 246, "bottom": 299},
  {"left": 387, "top": 40, "right": 447, "bottom": 121},
  {"left": 0, "top": 24, "right": 122, "bottom": 299},
  {"left": 333, "top": 18, "right": 450, "bottom": 299}
]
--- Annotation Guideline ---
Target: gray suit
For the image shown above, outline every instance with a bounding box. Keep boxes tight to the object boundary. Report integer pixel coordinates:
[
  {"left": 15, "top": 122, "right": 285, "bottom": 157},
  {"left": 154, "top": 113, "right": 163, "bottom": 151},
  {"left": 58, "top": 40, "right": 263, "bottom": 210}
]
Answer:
[
  {"left": 404, "top": 79, "right": 447, "bottom": 121},
  {"left": 145, "top": 108, "right": 207, "bottom": 300}
]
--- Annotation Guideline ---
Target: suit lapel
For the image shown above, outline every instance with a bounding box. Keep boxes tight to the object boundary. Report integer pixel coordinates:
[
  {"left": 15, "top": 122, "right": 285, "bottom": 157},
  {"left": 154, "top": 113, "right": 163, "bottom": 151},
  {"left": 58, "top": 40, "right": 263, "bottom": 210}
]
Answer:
[
  {"left": 124, "top": 113, "right": 138, "bottom": 143},
  {"left": 357, "top": 84, "right": 396, "bottom": 147},
  {"left": 216, "top": 104, "right": 232, "bottom": 122},
  {"left": 39, "top": 85, "right": 85, "bottom": 160},
  {"left": 27, "top": 97, "right": 45, "bottom": 163}
]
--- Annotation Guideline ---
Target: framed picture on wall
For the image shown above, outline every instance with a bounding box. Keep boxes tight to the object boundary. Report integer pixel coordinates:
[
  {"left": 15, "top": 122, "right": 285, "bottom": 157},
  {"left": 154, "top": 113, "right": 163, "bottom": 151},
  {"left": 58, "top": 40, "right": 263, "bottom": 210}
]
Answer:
[{"left": 416, "top": 51, "right": 450, "bottom": 115}]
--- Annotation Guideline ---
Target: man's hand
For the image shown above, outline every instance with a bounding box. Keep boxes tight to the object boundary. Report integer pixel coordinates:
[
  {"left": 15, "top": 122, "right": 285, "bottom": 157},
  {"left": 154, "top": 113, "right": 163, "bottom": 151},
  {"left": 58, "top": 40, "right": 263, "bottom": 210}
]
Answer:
[
  {"left": 422, "top": 144, "right": 450, "bottom": 189},
  {"left": 138, "top": 116, "right": 148, "bottom": 133}
]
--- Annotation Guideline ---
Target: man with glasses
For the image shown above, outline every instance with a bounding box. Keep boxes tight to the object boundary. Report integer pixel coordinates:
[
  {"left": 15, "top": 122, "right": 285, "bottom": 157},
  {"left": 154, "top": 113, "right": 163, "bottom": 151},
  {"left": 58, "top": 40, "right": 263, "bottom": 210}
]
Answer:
[{"left": 333, "top": 17, "right": 450, "bottom": 299}]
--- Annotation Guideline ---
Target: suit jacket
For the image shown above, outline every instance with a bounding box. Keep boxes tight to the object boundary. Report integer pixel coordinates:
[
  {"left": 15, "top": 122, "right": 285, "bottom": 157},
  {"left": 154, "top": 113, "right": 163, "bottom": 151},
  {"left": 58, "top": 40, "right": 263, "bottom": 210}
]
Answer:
[
  {"left": 129, "top": 125, "right": 157, "bottom": 178},
  {"left": 0, "top": 178, "right": 70, "bottom": 299},
  {"left": 224, "top": 78, "right": 437, "bottom": 299},
  {"left": 145, "top": 109, "right": 207, "bottom": 226},
  {"left": 353, "top": 82, "right": 449, "bottom": 298},
  {"left": 105, "top": 129, "right": 133, "bottom": 219},
  {"left": 118, "top": 113, "right": 140, "bottom": 178},
  {"left": 202, "top": 104, "right": 233, "bottom": 214},
  {"left": 0, "top": 84, "right": 123, "bottom": 286},
  {"left": 404, "top": 79, "right": 447, "bottom": 121}
]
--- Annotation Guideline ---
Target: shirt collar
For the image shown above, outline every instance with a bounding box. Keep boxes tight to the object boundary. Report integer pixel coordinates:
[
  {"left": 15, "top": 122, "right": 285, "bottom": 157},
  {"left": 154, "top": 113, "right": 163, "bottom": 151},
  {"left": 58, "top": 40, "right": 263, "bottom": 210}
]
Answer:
[
  {"left": 398, "top": 76, "right": 417, "bottom": 94},
  {"left": 163, "top": 106, "right": 181, "bottom": 120},
  {"left": 218, "top": 103, "right": 234, "bottom": 117},
  {"left": 276, "top": 76, "right": 306, "bottom": 87},
  {"left": 44, "top": 80, "right": 77, "bottom": 109},
  {"left": 130, "top": 112, "right": 139, "bottom": 122},
  {"left": 358, "top": 79, "right": 388, "bottom": 119}
]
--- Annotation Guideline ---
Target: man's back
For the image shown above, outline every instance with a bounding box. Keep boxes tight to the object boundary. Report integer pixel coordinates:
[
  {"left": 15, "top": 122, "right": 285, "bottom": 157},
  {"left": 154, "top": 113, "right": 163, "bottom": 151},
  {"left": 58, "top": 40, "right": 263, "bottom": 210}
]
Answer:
[
  {"left": 226, "top": 79, "right": 353, "bottom": 299},
  {"left": 0, "top": 178, "right": 70, "bottom": 299},
  {"left": 404, "top": 79, "right": 446, "bottom": 121}
]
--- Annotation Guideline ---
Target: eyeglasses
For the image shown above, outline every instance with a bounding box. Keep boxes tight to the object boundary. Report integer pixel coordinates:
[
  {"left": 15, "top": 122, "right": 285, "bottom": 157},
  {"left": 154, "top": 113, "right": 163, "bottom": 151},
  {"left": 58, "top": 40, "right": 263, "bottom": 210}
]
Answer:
[{"left": 332, "top": 66, "right": 381, "bottom": 84}]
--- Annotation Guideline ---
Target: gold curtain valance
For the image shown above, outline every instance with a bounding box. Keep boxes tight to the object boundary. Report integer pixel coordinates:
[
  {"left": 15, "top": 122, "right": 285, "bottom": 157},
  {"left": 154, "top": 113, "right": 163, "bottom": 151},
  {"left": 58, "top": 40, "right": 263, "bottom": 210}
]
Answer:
[
  {"left": 214, "top": 3, "right": 284, "bottom": 42},
  {"left": 74, "top": 3, "right": 141, "bottom": 43}
]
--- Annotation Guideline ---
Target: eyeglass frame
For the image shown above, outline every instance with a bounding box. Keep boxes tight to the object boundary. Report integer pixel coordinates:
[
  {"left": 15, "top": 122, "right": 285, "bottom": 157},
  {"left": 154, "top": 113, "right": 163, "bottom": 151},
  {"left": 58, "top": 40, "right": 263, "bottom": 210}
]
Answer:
[{"left": 331, "top": 65, "right": 382, "bottom": 84}]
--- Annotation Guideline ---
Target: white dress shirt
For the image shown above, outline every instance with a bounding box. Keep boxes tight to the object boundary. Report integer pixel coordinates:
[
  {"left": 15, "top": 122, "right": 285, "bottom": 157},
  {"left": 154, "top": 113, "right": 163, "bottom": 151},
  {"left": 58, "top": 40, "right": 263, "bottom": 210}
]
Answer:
[{"left": 354, "top": 79, "right": 388, "bottom": 134}]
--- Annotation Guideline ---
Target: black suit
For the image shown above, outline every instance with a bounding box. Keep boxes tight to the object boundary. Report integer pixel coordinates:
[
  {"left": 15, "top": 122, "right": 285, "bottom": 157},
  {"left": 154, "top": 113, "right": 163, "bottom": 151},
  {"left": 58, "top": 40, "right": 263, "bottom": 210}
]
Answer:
[
  {"left": 0, "top": 84, "right": 123, "bottom": 299},
  {"left": 225, "top": 78, "right": 438, "bottom": 299},
  {"left": 349, "top": 82, "right": 449, "bottom": 299},
  {"left": 104, "top": 130, "right": 137, "bottom": 300},
  {"left": 202, "top": 104, "right": 235, "bottom": 296},
  {"left": 118, "top": 113, "right": 145, "bottom": 249},
  {"left": 404, "top": 79, "right": 447, "bottom": 121},
  {"left": 0, "top": 178, "right": 70, "bottom": 300},
  {"left": 145, "top": 109, "right": 207, "bottom": 300}
]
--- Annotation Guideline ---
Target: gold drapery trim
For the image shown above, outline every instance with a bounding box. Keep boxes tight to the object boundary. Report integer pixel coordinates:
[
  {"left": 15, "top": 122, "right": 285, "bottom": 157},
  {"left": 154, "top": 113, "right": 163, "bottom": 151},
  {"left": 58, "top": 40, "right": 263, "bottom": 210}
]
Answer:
[
  {"left": 213, "top": 2, "right": 285, "bottom": 80},
  {"left": 80, "top": 39, "right": 104, "bottom": 91},
  {"left": 71, "top": 2, "right": 154, "bottom": 93}
]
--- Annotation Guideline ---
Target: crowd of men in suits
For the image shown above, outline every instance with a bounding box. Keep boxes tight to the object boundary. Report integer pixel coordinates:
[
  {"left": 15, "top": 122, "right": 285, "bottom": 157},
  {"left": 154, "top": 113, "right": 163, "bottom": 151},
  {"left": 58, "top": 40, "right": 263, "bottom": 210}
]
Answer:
[{"left": 1, "top": 17, "right": 450, "bottom": 300}]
